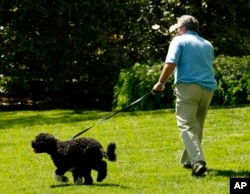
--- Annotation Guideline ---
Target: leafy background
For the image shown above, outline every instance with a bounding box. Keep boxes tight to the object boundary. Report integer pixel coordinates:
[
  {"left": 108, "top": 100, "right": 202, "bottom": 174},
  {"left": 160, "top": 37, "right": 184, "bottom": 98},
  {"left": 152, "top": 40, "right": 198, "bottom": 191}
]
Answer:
[{"left": 0, "top": 0, "right": 250, "bottom": 109}]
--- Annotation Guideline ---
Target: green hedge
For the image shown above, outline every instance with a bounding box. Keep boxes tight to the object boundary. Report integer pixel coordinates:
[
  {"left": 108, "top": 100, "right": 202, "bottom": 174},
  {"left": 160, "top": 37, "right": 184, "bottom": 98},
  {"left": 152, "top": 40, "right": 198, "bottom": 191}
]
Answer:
[
  {"left": 112, "top": 55, "right": 250, "bottom": 110},
  {"left": 112, "top": 62, "right": 175, "bottom": 111},
  {"left": 213, "top": 55, "right": 250, "bottom": 105}
]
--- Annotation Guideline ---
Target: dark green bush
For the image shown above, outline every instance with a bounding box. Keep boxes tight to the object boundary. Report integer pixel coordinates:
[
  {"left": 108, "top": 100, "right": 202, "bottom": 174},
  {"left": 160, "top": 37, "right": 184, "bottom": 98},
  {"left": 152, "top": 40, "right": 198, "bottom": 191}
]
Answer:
[
  {"left": 112, "top": 62, "right": 175, "bottom": 111},
  {"left": 213, "top": 55, "right": 250, "bottom": 106},
  {"left": 113, "top": 55, "right": 250, "bottom": 110}
]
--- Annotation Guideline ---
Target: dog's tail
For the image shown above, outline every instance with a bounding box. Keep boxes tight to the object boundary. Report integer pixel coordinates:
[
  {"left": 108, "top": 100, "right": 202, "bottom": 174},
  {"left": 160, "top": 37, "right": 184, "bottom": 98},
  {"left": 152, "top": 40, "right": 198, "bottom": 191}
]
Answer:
[{"left": 106, "top": 142, "right": 116, "bottom": 162}]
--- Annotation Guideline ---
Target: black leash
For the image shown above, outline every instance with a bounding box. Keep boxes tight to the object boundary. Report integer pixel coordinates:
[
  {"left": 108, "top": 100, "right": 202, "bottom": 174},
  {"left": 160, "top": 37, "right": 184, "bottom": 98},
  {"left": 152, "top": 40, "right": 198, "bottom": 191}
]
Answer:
[{"left": 71, "top": 91, "right": 152, "bottom": 139}]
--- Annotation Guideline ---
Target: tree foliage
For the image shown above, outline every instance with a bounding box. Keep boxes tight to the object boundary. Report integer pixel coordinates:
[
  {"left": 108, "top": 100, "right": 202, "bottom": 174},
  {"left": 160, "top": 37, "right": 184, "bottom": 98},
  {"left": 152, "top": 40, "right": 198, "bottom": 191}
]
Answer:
[
  {"left": 0, "top": 0, "right": 250, "bottom": 109},
  {"left": 112, "top": 62, "right": 175, "bottom": 111}
]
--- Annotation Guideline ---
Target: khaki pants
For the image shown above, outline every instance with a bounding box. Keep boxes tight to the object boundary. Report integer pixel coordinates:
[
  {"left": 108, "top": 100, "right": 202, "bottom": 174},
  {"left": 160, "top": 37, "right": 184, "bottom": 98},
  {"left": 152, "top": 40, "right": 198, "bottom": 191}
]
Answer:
[{"left": 174, "top": 83, "right": 214, "bottom": 165}]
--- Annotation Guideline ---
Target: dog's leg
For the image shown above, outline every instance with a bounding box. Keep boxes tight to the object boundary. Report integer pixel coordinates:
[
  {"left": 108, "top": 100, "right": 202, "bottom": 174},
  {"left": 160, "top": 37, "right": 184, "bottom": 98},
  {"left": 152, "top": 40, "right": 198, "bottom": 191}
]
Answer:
[
  {"left": 71, "top": 170, "right": 83, "bottom": 185},
  {"left": 74, "top": 177, "right": 83, "bottom": 185},
  {"left": 53, "top": 171, "right": 69, "bottom": 183},
  {"left": 95, "top": 160, "right": 107, "bottom": 182},
  {"left": 53, "top": 168, "right": 69, "bottom": 182},
  {"left": 82, "top": 168, "right": 93, "bottom": 185}
]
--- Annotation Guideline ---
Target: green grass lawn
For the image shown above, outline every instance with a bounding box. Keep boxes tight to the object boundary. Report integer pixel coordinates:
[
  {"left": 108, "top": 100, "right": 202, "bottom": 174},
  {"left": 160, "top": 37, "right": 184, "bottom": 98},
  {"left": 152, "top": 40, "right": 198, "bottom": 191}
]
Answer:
[{"left": 0, "top": 106, "right": 250, "bottom": 194}]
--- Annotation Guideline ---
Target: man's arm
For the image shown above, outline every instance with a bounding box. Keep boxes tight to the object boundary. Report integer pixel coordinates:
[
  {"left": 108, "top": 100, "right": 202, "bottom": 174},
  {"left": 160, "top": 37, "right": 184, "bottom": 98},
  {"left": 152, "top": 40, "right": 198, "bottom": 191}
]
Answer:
[{"left": 152, "top": 63, "right": 176, "bottom": 93}]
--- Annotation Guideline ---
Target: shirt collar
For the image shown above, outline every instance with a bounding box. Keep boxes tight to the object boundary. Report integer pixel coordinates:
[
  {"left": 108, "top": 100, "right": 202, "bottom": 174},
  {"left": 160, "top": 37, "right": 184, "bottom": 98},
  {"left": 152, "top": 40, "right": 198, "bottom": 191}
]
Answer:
[{"left": 184, "top": 30, "right": 198, "bottom": 35}]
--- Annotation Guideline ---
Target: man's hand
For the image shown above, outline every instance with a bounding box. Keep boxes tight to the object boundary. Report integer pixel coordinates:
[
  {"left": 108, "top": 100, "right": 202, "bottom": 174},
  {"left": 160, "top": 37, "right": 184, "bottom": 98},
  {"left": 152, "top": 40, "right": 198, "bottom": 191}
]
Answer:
[{"left": 151, "top": 82, "right": 165, "bottom": 95}]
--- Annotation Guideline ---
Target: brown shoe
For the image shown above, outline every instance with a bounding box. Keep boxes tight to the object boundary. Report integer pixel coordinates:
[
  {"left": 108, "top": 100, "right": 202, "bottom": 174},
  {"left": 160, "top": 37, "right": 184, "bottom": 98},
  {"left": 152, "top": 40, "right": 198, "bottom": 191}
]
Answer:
[{"left": 192, "top": 161, "right": 206, "bottom": 176}]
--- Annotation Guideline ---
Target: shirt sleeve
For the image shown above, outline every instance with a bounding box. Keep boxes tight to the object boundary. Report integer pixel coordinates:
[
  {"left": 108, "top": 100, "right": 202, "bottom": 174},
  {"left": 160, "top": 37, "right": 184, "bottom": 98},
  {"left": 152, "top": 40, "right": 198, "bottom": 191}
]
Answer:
[{"left": 165, "top": 37, "right": 182, "bottom": 66}]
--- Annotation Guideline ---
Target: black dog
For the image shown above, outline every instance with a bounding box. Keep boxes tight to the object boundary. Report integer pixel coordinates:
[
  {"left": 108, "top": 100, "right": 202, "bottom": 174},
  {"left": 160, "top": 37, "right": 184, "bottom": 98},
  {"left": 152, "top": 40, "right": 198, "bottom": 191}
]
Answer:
[{"left": 31, "top": 133, "right": 116, "bottom": 185}]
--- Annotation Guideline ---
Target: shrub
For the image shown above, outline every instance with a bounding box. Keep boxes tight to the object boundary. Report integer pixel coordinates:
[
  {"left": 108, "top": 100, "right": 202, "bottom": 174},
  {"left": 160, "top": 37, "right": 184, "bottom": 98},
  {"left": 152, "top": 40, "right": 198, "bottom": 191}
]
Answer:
[
  {"left": 213, "top": 55, "right": 250, "bottom": 106},
  {"left": 113, "top": 55, "right": 250, "bottom": 110},
  {"left": 112, "top": 62, "right": 175, "bottom": 111}
]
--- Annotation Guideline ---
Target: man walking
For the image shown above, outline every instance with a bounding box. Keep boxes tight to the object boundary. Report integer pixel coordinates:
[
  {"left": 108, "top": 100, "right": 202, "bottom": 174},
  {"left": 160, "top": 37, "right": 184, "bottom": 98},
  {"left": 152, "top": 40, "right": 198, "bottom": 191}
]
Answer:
[{"left": 152, "top": 15, "right": 217, "bottom": 176}]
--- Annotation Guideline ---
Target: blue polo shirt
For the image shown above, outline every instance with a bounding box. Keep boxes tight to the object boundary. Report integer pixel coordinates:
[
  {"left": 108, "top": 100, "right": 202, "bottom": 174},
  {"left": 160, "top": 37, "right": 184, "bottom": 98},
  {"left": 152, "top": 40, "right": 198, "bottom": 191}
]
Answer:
[{"left": 165, "top": 31, "right": 217, "bottom": 91}]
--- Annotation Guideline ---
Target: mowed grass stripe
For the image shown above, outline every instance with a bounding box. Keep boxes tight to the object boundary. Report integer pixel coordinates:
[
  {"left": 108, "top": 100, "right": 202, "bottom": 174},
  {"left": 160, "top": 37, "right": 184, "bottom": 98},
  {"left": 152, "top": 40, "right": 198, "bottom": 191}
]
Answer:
[{"left": 0, "top": 106, "right": 249, "bottom": 194}]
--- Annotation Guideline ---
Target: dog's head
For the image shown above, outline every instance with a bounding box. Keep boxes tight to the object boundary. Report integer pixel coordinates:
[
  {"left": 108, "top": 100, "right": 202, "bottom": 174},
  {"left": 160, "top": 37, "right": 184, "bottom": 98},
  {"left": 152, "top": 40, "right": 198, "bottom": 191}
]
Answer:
[{"left": 31, "top": 133, "right": 58, "bottom": 154}]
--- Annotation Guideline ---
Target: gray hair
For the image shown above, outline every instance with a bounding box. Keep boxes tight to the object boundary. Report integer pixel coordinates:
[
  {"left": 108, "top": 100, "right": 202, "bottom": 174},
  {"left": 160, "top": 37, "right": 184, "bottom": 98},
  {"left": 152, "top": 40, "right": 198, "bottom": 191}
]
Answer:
[{"left": 177, "top": 15, "right": 199, "bottom": 33}]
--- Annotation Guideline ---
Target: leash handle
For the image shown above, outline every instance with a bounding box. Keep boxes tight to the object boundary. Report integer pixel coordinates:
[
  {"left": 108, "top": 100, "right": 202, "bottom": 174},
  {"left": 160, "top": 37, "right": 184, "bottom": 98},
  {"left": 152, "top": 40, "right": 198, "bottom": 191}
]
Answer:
[{"left": 71, "top": 91, "right": 152, "bottom": 139}]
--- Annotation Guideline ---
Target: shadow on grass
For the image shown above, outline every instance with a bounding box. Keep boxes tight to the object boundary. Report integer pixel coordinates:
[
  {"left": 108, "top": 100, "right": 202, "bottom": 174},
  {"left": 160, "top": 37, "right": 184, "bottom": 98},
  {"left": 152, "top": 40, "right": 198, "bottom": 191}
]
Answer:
[
  {"left": 0, "top": 109, "right": 171, "bottom": 130},
  {"left": 50, "top": 183, "right": 130, "bottom": 189},
  {"left": 0, "top": 110, "right": 112, "bottom": 130},
  {"left": 208, "top": 168, "right": 250, "bottom": 177},
  {"left": 210, "top": 104, "right": 250, "bottom": 110}
]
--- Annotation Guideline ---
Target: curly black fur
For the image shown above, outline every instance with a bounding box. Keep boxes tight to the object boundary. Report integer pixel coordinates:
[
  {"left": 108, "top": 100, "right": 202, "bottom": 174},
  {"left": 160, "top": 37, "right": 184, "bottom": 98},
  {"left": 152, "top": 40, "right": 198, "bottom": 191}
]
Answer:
[{"left": 31, "top": 133, "right": 116, "bottom": 185}]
